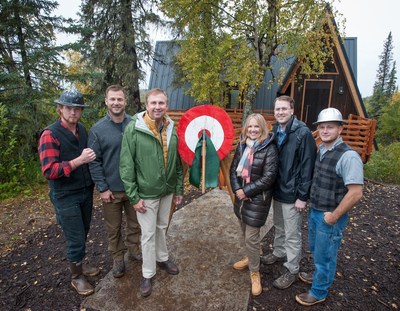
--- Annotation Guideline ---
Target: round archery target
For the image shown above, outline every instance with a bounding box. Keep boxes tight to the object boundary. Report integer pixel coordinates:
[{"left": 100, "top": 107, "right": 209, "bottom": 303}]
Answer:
[
  {"left": 177, "top": 105, "right": 234, "bottom": 166},
  {"left": 185, "top": 116, "right": 224, "bottom": 152}
]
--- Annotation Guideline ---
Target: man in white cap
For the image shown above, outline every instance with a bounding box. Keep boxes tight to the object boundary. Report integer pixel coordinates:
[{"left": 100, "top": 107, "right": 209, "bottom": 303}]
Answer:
[{"left": 296, "top": 108, "right": 364, "bottom": 306}]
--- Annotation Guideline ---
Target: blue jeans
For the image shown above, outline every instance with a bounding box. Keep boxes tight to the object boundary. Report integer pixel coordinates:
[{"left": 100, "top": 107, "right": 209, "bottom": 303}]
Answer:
[
  {"left": 50, "top": 186, "right": 94, "bottom": 262},
  {"left": 308, "top": 208, "right": 348, "bottom": 299}
]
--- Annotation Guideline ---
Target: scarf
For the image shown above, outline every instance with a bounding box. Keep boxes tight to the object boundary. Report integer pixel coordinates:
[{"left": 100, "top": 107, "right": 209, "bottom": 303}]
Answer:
[
  {"left": 236, "top": 138, "right": 258, "bottom": 184},
  {"left": 143, "top": 112, "right": 169, "bottom": 168}
]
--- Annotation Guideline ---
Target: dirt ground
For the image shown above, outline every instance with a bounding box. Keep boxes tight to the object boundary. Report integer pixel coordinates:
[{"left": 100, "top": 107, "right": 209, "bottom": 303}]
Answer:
[{"left": 0, "top": 180, "right": 399, "bottom": 311}]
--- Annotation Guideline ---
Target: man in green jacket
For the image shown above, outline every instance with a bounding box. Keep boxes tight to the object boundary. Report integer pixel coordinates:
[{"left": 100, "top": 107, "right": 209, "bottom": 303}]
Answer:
[{"left": 120, "top": 88, "right": 184, "bottom": 297}]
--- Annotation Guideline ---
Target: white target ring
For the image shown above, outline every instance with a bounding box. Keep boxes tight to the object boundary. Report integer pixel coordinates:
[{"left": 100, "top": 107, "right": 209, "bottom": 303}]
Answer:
[
  {"left": 177, "top": 105, "right": 234, "bottom": 166},
  {"left": 184, "top": 116, "right": 224, "bottom": 152}
]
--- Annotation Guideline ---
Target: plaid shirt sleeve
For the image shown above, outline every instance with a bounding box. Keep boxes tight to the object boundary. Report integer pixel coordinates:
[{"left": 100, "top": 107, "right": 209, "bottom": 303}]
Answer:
[{"left": 38, "top": 130, "right": 72, "bottom": 180}]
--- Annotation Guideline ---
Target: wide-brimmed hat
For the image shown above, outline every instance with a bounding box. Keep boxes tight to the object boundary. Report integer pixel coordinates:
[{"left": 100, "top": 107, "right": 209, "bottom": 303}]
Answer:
[{"left": 54, "top": 89, "right": 87, "bottom": 107}]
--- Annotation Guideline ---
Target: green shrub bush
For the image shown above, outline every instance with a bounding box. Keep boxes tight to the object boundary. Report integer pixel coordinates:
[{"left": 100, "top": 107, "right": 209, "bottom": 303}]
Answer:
[{"left": 364, "top": 142, "right": 400, "bottom": 184}]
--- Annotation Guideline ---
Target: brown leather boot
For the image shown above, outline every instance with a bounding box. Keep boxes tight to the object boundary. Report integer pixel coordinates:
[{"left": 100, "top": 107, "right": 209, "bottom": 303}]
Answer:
[
  {"left": 70, "top": 262, "right": 94, "bottom": 296},
  {"left": 82, "top": 262, "right": 100, "bottom": 277}
]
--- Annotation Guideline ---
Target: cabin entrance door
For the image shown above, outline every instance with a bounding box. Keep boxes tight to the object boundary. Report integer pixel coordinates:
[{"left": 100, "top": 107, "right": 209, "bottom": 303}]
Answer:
[{"left": 301, "top": 79, "right": 333, "bottom": 130}]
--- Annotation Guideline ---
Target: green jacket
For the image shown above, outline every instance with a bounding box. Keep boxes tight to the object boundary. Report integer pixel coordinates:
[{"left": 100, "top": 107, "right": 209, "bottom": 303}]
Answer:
[{"left": 120, "top": 111, "right": 184, "bottom": 205}]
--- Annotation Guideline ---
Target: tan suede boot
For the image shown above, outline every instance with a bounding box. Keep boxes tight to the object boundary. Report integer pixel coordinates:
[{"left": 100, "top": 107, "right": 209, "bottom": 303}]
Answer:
[
  {"left": 70, "top": 262, "right": 94, "bottom": 296},
  {"left": 233, "top": 256, "right": 249, "bottom": 270},
  {"left": 250, "top": 271, "right": 262, "bottom": 296}
]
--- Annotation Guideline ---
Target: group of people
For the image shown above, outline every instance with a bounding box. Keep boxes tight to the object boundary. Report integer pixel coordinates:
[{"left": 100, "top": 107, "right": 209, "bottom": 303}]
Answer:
[
  {"left": 38, "top": 86, "right": 182, "bottom": 298},
  {"left": 38, "top": 87, "right": 363, "bottom": 306},
  {"left": 229, "top": 95, "right": 363, "bottom": 306}
]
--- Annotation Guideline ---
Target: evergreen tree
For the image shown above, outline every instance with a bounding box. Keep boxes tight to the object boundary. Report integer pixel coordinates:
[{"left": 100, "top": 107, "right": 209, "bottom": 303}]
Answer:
[
  {"left": 374, "top": 32, "right": 393, "bottom": 92},
  {"left": 369, "top": 32, "right": 397, "bottom": 119},
  {"left": 79, "top": 0, "right": 163, "bottom": 113},
  {"left": 386, "top": 61, "right": 398, "bottom": 98},
  {"left": 0, "top": 0, "right": 71, "bottom": 158}
]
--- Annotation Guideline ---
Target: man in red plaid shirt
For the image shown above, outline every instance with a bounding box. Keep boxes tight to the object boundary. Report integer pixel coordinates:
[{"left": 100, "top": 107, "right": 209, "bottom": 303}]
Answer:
[{"left": 38, "top": 89, "right": 99, "bottom": 296}]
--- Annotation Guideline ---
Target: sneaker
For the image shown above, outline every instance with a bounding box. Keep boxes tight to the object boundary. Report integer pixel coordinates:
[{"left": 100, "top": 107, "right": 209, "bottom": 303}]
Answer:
[
  {"left": 299, "top": 271, "right": 313, "bottom": 284},
  {"left": 260, "top": 253, "right": 285, "bottom": 265},
  {"left": 233, "top": 256, "right": 249, "bottom": 270},
  {"left": 112, "top": 259, "right": 125, "bottom": 278},
  {"left": 296, "top": 292, "right": 326, "bottom": 306},
  {"left": 273, "top": 270, "right": 297, "bottom": 289}
]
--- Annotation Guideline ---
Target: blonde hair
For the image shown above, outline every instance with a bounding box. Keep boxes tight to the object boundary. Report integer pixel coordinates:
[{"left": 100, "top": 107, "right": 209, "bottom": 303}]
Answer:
[{"left": 241, "top": 113, "right": 269, "bottom": 144}]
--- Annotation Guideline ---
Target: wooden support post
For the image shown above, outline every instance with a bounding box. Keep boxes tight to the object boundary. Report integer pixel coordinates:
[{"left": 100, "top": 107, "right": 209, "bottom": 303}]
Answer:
[
  {"left": 167, "top": 161, "right": 189, "bottom": 233},
  {"left": 219, "top": 155, "right": 235, "bottom": 204}
]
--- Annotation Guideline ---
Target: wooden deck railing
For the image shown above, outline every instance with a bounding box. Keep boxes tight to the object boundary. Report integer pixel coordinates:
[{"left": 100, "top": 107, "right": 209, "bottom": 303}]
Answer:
[{"left": 312, "top": 114, "right": 377, "bottom": 164}]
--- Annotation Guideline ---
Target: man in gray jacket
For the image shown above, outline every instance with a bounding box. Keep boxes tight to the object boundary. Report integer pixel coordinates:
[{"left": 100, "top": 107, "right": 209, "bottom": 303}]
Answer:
[
  {"left": 261, "top": 95, "right": 316, "bottom": 289},
  {"left": 88, "top": 85, "right": 141, "bottom": 278}
]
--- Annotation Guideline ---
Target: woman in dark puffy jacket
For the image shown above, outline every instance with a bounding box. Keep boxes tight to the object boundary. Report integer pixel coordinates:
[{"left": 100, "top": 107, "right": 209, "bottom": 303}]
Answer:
[{"left": 229, "top": 113, "right": 278, "bottom": 296}]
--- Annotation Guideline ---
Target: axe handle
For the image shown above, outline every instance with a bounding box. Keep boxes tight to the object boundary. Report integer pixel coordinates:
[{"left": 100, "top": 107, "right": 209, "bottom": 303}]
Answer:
[{"left": 201, "top": 133, "right": 206, "bottom": 193}]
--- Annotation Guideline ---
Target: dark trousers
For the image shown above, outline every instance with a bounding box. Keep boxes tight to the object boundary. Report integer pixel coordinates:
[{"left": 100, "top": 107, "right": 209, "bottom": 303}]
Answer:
[{"left": 50, "top": 185, "right": 94, "bottom": 262}]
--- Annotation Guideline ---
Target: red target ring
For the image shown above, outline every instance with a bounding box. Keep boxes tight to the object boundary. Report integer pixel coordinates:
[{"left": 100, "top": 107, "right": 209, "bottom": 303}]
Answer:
[{"left": 177, "top": 105, "right": 234, "bottom": 166}]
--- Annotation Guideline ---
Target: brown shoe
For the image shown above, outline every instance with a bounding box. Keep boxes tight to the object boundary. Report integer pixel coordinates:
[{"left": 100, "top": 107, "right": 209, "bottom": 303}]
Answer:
[
  {"left": 260, "top": 253, "right": 285, "bottom": 265},
  {"left": 157, "top": 260, "right": 179, "bottom": 275},
  {"left": 233, "top": 256, "right": 248, "bottom": 270},
  {"left": 299, "top": 271, "right": 313, "bottom": 285},
  {"left": 140, "top": 277, "right": 152, "bottom": 297},
  {"left": 250, "top": 271, "right": 262, "bottom": 296},
  {"left": 296, "top": 292, "right": 326, "bottom": 306},
  {"left": 82, "top": 263, "right": 100, "bottom": 277},
  {"left": 112, "top": 259, "right": 125, "bottom": 278},
  {"left": 70, "top": 263, "right": 94, "bottom": 296},
  {"left": 128, "top": 252, "right": 143, "bottom": 262}
]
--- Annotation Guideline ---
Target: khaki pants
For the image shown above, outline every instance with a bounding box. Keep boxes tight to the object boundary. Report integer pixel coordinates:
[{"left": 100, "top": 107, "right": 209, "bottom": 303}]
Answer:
[
  {"left": 240, "top": 222, "right": 262, "bottom": 272},
  {"left": 103, "top": 192, "right": 141, "bottom": 260},
  {"left": 271, "top": 200, "right": 302, "bottom": 274},
  {"left": 137, "top": 193, "right": 173, "bottom": 278}
]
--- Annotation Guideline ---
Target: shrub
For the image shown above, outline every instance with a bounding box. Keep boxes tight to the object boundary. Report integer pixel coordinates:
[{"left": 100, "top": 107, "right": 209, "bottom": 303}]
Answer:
[
  {"left": 375, "top": 93, "right": 400, "bottom": 145},
  {"left": 364, "top": 142, "right": 400, "bottom": 184}
]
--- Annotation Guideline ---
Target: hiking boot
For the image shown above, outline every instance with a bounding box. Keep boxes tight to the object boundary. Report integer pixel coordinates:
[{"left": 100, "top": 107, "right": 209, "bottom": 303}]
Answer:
[
  {"left": 112, "top": 259, "right": 125, "bottom": 278},
  {"left": 273, "top": 269, "right": 298, "bottom": 289},
  {"left": 260, "top": 253, "right": 285, "bottom": 265},
  {"left": 70, "top": 262, "right": 94, "bottom": 296},
  {"left": 299, "top": 271, "right": 313, "bottom": 284},
  {"left": 250, "top": 271, "right": 262, "bottom": 296},
  {"left": 82, "top": 263, "right": 100, "bottom": 277},
  {"left": 233, "top": 256, "right": 249, "bottom": 270},
  {"left": 157, "top": 259, "right": 179, "bottom": 275},
  {"left": 140, "top": 277, "right": 152, "bottom": 297},
  {"left": 296, "top": 292, "right": 326, "bottom": 306},
  {"left": 127, "top": 252, "right": 143, "bottom": 262}
]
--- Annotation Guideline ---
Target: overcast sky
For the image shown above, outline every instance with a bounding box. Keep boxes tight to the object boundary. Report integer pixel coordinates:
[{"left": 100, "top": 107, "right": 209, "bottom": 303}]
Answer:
[{"left": 56, "top": 0, "right": 400, "bottom": 97}]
